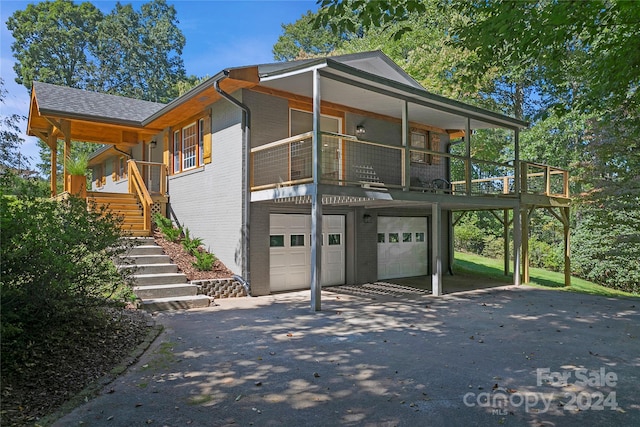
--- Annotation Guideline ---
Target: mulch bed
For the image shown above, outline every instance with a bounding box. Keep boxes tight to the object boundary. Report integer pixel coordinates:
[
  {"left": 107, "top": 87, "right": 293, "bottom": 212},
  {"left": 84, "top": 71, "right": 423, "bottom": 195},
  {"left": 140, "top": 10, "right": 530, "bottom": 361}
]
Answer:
[{"left": 152, "top": 230, "right": 235, "bottom": 281}]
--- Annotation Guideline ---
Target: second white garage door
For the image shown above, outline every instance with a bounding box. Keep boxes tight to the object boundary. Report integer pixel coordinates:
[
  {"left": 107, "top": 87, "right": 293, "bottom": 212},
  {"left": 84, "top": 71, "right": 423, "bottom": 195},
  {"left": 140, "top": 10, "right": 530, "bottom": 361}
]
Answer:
[
  {"left": 377, "top": 216, "right": 428, "bottom": 280},
  {"left": 270, "top": 214, "right": 345, "bottom": 292}
]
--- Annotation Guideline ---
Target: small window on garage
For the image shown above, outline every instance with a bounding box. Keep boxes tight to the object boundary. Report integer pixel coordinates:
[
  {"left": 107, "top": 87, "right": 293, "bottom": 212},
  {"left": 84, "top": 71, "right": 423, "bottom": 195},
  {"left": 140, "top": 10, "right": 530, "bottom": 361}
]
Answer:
[
  {"left": 389, "top": 233, "right": 399, "bottom": 243},
  {"left": 378, "top": 233, "right": 385, "bottom": 243},
  {"left": 270, "top": 235, "right": 285, "bottom": 247},
  {"left": 403, "top": 233, "right": 412, "bottom": 242},
  {"left": 328, "top": 233, "right": 341, "bottom": 245},
  {"left": 291, "top": 234, "right": 305, "bottom": 247},
  {"left": 416, "top": 232, "right": 425, "bottom": 242}
]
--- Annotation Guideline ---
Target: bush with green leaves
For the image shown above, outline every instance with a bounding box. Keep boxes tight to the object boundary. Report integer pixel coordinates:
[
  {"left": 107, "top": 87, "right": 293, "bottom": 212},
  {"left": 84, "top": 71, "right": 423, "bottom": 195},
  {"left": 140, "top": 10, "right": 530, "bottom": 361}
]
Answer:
[
  {"left": 1, "top": 194, "right": 135, "bottom": 375},
  {"left": 152, "top": 212, "right": 182, "bottom": 242},
  {"left": 193, "top": 249, "right": 216, "bottom": 271},
  {"left": 182, "top": 228, "right": 203, "bottom": 256}
]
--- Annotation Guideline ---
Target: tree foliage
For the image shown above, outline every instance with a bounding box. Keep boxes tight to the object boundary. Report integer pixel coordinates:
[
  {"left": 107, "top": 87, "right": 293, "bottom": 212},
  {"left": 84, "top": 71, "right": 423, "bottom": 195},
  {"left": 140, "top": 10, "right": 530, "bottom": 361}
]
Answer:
[
  {"left": 92, "top": 0, "right": 186, "bottom": 102},
  {"left": 6, "top": 0, "right": 102, "bottom": 89},
  {"left": 273, "top": 10, "right": 351, "bottom": 61},
  {"left": 6, "top": 0, "right": 187, "bottom": 102}
]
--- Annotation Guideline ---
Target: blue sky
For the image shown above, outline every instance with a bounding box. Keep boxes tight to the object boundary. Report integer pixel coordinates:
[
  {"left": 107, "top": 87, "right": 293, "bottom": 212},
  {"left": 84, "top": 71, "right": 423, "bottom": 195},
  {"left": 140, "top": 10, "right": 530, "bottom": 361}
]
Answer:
[{"left": 0, "top": 0, "right": 318, "bottom": 167}]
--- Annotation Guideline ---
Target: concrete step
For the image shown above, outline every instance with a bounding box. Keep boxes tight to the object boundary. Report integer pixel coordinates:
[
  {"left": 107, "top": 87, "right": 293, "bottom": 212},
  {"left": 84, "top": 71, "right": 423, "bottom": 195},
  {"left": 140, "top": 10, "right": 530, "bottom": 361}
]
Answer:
[
  {"left": 122, "top": 254, "right": 172, "bottom": 265},
  {"left": 133, "top": 284, "right": 198, "bottom": 299},
  {"left": 123, "top": 237, "right": 155, "bottom": 245},
  {"left": 134, "top": 272, "right": 187, "bottom": 286},
  {"left": 129, "top": 245, "right": 165, "bottom": 256},
  {"left": 141, "top": 295, "right": 211, "bottom": 311},
  {"left": 120, "top": 263, "right": 178, "bottom": 275}
]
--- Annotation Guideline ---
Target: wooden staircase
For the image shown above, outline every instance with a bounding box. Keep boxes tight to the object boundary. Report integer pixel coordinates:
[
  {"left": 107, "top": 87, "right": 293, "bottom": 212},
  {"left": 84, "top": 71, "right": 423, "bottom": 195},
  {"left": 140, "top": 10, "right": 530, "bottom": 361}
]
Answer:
[{"left": 87, "top": 192, "right": 150, "bottom": 237}]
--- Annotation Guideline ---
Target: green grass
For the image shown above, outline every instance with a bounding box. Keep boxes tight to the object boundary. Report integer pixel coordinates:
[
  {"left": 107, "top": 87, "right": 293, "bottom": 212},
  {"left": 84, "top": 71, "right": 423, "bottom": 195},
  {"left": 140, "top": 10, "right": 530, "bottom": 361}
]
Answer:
[{"left": 454, "top": 251, "right": 639, "bottom": 299}]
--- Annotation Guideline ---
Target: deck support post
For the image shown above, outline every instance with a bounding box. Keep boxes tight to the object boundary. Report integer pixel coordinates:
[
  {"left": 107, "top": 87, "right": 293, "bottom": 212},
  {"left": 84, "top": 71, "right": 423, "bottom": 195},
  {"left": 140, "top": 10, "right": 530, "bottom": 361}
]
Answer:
[
  {"left": 402, "top": 100, "right": 410, "bottom": 191},
  {"left": 432, "top": 202, "right": 442, "bottom": 296},
  {"left": 49, "top": 134, "right": 57, "bottom": 197},
  {"left": 310, "top": 68, "right": 323, "bottom": 311},
  {"left": 503, "top": 209, "right": 510, "bottom": 276},
  {"left": 522, "top": 207, "right": 530, "bottom": 283},
  {"left": 513, "top": 203, "right": 522, "bottom": 286},
  {"left": 562, "top": 207, "right": 571, "bottom": 287}
]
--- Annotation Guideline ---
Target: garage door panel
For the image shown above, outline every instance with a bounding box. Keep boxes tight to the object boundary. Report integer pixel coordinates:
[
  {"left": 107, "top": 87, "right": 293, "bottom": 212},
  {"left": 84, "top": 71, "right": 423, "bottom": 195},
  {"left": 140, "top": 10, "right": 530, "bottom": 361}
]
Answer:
[
  {"left": 378, "top": 216, "right": 428, "bottom": 280},
  {"left": 270, "top": 214, "right": 345, "bottom": 292}
]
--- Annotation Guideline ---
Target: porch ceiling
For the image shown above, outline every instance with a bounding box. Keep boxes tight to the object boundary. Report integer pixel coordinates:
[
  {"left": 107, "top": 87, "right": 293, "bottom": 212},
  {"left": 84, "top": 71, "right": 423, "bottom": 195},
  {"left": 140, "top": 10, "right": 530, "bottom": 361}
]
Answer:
[{"left": 259, "top": 67, "right": 526, "bottom": 132}]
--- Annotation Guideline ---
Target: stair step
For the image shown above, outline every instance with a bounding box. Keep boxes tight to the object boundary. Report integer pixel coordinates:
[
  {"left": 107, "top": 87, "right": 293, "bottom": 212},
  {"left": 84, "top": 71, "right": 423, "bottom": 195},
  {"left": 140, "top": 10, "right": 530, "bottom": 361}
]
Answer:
[
  {"left": 129, "top": 245, "right": 165, "bottom": 256},
  {"left": 141, "top": 295, "right": 211, "bottom": 311},
  {"left": 134, "top": 272, "right": 187, "bottom": 286},
  {"left": 122, "top": 254, "right": 171, "bottom": 265},
  {"left": 133, "top": 284, "right": 198, "bottom": 299},
  {"left": 120, "top": 263, "right": 178, "bottom": 275}
]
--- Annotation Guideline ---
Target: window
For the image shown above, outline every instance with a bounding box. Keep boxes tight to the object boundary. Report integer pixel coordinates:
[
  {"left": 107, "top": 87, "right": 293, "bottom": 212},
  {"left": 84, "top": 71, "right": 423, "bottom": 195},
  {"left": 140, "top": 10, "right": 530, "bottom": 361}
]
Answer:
[
  {"left": 378, "top": 233, "right": 385, "bottom": 243},
  {"left": 416, "top": 232, "right": 425, "bottom": 242},
  {"left": 403, "top": 233, "right": 412, "bottom": 242},
  {"left": 291, "top": 234, "right": 305, "bottom": 247},
  {"left": 410, "top": 129, "right": 427, "bottom": 163},
  {"left": 328, "top": 234, "right": 341, "bottom": 245},
  {"left": 172, "top": 119, "right": 206, "bottom": 174},
  {"left": 389, "top": 233, "right": 399, "bottom": 243},
  {"left": 410, "top": 128, "right": 442, "bottom": 165},
  {"left": 270, "top": 235, "right": 285, "bottom": 247},
  {"left": 182, "top": 123, "right": 197, "bottom": 170}
]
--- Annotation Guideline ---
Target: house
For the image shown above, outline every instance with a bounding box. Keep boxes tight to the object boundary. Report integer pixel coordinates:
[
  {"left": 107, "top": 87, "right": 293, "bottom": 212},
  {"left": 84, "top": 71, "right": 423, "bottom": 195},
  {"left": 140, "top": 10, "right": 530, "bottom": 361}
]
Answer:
[{"left": 26, "top": 51, "right": 571, "bottom": 310}]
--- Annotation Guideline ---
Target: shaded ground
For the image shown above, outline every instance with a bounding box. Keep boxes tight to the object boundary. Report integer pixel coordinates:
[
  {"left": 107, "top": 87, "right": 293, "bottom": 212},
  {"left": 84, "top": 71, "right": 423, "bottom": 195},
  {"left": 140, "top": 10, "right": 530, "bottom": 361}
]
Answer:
[
  {"left": 51, "top": 286, "right": 639, "bottom": 426},
  {"left": 0, "top": 308, "right": 153, "bottom": 427}
]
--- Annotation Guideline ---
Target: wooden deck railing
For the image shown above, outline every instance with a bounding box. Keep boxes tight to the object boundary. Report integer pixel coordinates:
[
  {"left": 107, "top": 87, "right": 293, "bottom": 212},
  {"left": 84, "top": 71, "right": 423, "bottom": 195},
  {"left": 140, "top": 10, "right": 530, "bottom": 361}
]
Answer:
[{"left": 127, "top": 160, "right": 163, "bottom": 233}]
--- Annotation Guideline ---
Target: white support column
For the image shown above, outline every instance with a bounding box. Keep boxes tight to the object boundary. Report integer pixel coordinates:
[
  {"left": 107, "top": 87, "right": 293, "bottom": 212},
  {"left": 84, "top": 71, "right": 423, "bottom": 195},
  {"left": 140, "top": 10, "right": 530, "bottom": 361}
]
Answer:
[
  {"left": 432, "top": 203, "right": 443, "bottom": 296},
  {"left": 310, "top": 68, "right": 323, "bottom": 311},
  {"left": 402, "top": 100, "right": 410, "bottom": 191}
]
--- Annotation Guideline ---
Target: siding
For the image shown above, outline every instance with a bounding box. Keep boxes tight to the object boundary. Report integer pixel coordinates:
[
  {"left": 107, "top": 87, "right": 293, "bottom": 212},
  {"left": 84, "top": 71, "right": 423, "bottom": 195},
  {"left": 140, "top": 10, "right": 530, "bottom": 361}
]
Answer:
[
  {"left": 243, "top": 89, "right": 289, "bottom": 148},
  {"left": 168, "top": 93, "right": 244, "bottom": 276},
  {"left": 249, "top": 203, "right": 270, "bottom": 295}
]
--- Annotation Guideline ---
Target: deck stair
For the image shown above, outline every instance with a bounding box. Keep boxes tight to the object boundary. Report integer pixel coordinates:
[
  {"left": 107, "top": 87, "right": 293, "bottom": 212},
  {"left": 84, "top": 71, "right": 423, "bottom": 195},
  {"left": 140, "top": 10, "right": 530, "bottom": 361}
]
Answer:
[
  {"left": 88, "top": 192, "right": 149, "bottom": 237},
  {"left": 119, "top": 237, "right": 211, "bottom": 311}
]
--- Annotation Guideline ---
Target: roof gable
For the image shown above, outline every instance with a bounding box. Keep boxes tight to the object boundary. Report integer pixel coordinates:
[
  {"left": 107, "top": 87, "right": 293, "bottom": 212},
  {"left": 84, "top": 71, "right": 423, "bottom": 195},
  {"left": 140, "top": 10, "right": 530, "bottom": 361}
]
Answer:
[{"left": 256, "top": 51, "right": 423, "bottom": 89}]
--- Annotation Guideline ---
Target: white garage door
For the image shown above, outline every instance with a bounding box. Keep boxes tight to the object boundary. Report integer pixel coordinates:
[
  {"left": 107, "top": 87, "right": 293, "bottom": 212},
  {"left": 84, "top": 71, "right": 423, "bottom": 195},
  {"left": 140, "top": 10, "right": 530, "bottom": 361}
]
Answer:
[
  {"left": 377, "top": 216, "right": 428, "bottom": 280},
  {"left": 270, "top": 214, "right": 345, "bottom": 292}
]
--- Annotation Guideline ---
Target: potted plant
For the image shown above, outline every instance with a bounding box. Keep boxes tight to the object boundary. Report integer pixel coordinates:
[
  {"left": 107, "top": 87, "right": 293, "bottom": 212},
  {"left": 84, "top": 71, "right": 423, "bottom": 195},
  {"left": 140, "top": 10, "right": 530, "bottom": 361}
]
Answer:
[{"left": 65, "top": 153, "right": 89, "bottom": 198}]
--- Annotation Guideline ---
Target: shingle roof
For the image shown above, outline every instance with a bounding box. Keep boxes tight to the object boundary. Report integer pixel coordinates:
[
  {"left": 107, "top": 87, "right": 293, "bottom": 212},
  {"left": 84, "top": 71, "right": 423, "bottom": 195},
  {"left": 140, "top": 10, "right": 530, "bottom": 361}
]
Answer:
[{"left": 32, "top": 82, "right": 166, "bottom": 126}]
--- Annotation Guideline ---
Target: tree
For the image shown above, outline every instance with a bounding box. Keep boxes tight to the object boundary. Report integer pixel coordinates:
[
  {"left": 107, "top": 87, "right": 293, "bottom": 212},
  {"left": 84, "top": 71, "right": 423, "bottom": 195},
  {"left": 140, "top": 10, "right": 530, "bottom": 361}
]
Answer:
[
  {"left": 273, "top": 10, "right": 351, "bottom": 61},
  {"left": 0, "top": 79, "right": 26, "bottom": 171},
  {"left": 6, "top": 0, "right": 102, "bottom": 90},
  {"left": 92, "top": 0, "right": 186, "bottom": 102}
]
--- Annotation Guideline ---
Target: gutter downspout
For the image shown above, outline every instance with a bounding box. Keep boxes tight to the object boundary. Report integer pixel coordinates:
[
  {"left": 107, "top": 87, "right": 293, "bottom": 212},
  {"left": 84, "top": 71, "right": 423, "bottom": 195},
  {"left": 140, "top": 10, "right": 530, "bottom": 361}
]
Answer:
[{"left": 215, "top": 72, "right": 251, "bottom": 287}]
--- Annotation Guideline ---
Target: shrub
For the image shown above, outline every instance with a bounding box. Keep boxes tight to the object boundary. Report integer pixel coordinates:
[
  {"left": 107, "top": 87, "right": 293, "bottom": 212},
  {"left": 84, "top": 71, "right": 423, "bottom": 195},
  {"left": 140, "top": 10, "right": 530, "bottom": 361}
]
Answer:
[
  {"left": 193, "top": 249, "right": 216, "bottom": 271},
  {"left": 1, "top": 194, "right": 135, "bottom": 375},
  {"left": 152, "top": 212, "right": 182, "bottom": 242},
  {"left": 182, "top": 228, "right": 203, "bottom": 256}
]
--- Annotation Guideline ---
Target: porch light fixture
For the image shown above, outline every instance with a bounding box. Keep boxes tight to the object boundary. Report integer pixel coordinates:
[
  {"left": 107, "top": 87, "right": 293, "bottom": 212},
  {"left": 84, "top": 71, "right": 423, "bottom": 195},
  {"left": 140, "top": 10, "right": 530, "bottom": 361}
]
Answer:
[
  {"left": 356, "top": 125, "right": 366, "bottom": 136},
  {"left": 150, "top": 140, "right": 157, "bottom": 148},
  {"left": 362, "top": 213, "right": 372, "bottom": 223}
]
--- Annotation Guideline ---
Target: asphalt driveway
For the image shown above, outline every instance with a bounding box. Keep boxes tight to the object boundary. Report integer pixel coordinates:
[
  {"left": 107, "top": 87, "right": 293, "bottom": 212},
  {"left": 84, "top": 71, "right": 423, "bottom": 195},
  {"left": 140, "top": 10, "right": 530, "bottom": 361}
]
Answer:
[{"left": 53, "top": 285, "right": 639, "bottom": 426}]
